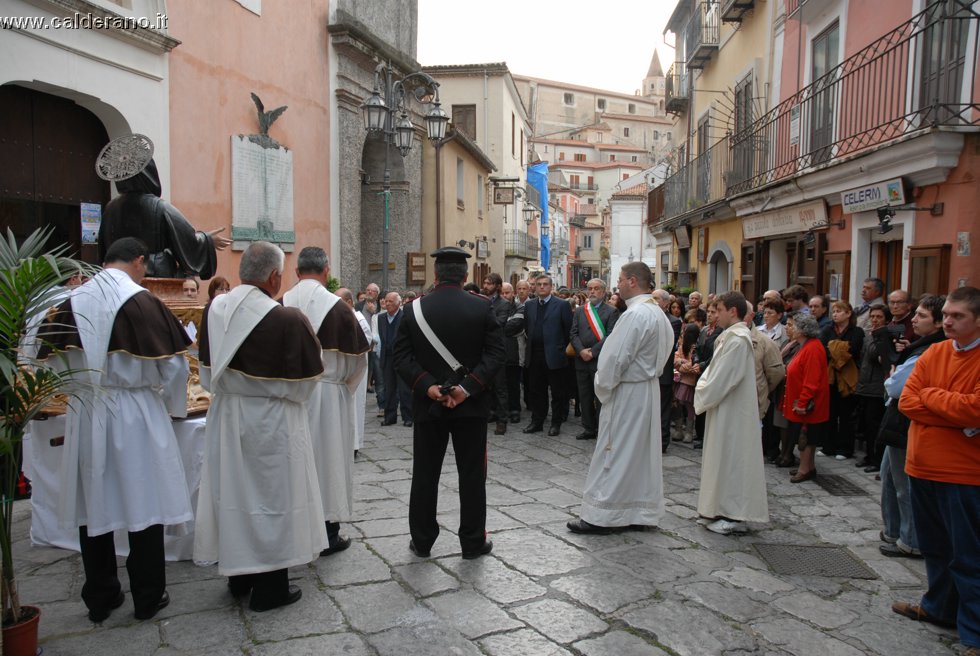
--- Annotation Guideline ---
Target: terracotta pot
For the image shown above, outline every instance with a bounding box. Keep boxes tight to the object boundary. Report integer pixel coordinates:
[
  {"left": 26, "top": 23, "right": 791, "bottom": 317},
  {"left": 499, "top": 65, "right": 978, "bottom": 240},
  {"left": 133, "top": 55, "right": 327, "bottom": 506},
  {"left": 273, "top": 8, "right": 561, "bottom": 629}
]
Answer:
[{"left": 2, "top": 605, "right": 41, "bottom": 656}]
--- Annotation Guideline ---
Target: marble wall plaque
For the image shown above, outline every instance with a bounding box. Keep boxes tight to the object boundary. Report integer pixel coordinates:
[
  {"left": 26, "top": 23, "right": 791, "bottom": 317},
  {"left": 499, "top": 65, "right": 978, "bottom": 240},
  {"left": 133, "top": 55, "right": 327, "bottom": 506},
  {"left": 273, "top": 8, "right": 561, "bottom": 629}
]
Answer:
[{"left": 231, "top": 135, "right": 295, "bottom": 248}]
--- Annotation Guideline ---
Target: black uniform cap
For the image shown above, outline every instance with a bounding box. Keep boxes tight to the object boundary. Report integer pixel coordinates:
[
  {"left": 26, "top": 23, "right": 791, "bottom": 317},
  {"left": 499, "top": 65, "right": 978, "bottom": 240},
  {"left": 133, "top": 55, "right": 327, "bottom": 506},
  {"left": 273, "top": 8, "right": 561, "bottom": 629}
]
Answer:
[{"left": 431, "top": 246, "right": 471, "bottom": 264}]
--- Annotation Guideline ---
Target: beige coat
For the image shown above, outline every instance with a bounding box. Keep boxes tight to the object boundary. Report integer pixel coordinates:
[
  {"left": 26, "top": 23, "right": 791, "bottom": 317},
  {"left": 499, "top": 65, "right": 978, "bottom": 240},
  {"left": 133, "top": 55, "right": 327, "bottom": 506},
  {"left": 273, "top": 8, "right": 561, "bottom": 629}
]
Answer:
[{"left": 750, "top": 326, "right": 786, "bottom": 419}]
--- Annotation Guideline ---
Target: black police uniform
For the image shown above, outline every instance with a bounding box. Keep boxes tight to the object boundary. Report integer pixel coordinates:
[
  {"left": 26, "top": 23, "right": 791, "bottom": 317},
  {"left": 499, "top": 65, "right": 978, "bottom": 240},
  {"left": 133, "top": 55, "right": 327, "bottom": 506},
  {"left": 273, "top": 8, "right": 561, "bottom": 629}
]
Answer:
[{"left": 393, "top": 248, "right": 505, "bottom": 556}]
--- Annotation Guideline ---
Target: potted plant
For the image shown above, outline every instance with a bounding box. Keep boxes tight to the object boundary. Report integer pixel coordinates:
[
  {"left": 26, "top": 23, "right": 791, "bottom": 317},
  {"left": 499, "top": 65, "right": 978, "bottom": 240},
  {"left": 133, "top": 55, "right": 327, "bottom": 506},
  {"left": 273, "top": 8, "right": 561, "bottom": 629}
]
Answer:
[{"left": 1, "top": 228, "right": 94, "bottom": 653}]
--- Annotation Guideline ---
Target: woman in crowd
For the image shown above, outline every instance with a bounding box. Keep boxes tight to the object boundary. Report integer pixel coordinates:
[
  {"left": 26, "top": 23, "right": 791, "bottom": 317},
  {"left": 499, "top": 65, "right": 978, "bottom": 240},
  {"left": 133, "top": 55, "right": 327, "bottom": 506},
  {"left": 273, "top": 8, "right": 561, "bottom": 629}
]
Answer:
[
  {"left": 759, "top": 299, "right": 789, "bottom": 348},
  {"left": 854, "top": 304, "right": 891, "bottom": 473},
  {"left": 820, "top": 300, "right": 864, "bottom": 459},
  {"left": 782, "top": 312, "right": 830, "bottom": 482},
  {"left": 207, "top": 275, "right": 231, "bottom": 300},
  {"left": 669, "top": 299, "right": 686, "bottom": 322},
  {"left": 673, "top": 323, "right": 701, "bottom": 443},
  {"left": 876, "top": 294, "right": 946, "bottom": 559},
  {"left": 773, "top": 315, "right": 803, "bottom": 467}
]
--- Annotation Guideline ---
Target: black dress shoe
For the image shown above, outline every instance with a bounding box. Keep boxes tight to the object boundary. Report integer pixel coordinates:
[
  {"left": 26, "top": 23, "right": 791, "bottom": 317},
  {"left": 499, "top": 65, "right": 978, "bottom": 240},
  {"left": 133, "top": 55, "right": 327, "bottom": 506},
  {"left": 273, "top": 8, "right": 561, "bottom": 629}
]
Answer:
[
  {"left": 494, "top": 421, "right": 507, "bottom": 435},
  {"left": 547, "top": 425, "right": 561, "bottom": 436},
  {"left": 575, "top": 431, "right": 597, "bottom": 440},
  {"left": 134, "top": 590, "right": 170, "bottom": 620},
  {"left": 409, "top": 540, "right": 430, "bottom": 558},
  {"left": 381, "top": 419, "right": 396, "bottom": 426},
  {"left": 864, "top": 465, "right": 879, "bottom": 473},
  {"left": 88, "top": 590, "right": 125, "bottom": 622},
  {"left": 228, "top": 578, "right": 252, "bottom": 598},
  {"left": 320, "top": 535, "right": 352, "bottom": 557},
  {"left": 249, "top": 585, "right": 302, "bottom": 612},
  {"left": 509, "top": 412, "right": 521, "bottom": 423},
  {"left": 522, "top": 424, "right": 543, "bottom": 434},
  {"left": 403, "top": 420, "right": 413, "bottom": 427},
  {"left": 462, "top": 540, "right": 493, "bottom": 560},
  {"left": 567, "top": 518, "right": 615, "bottom": 534}
]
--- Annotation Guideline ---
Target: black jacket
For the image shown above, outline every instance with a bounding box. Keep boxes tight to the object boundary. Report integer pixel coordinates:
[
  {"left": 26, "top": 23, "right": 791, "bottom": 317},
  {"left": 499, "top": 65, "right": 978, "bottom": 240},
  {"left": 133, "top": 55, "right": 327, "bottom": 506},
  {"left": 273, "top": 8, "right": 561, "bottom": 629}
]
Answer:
[
  {"left": 394, "top": 284, "right": 505, "bottom": 422},
  {"left": 569, "top": 301, "right": 620, "bottom": 371},
  {"left": 489, "top": 294, "right": 519, "bottom": 367},
  {"left": 876, "top": 330, "right": 948, "bottom": 449},
  {"left": 660, "top": 313, "right": 682, "bottom": 385},
  {"left": 514, "top": 296, "right": 573, "bottom": 370}
]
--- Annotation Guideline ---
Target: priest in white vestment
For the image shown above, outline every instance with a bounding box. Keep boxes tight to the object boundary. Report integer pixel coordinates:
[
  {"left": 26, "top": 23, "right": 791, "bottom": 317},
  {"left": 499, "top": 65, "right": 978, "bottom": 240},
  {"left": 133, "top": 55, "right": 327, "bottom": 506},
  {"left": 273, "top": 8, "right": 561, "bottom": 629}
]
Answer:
[
  {"left": 38, "top": 237, "right": 192, "bottom": 622},
  {"left": 695, "top": 291, "right": 770, "bottom": 535},
  {"left": 568, "top": 262, "right": 674, "bottom": 533},
  {"left": 194, "top": 241, "right": 327, "bottom": 612},
  {"left": 337, "top": 287, "right": 373, "bottom": 453},
  {"left": 283, "top": 250, "right": 369, "bottom": 557}
]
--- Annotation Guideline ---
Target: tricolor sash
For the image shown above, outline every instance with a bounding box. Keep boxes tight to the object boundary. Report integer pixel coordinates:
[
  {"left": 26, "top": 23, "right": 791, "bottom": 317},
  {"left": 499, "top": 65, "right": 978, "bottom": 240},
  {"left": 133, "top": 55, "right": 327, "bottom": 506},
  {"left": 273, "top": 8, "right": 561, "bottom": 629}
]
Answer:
[{"left": 585, "top": 302, "right": 607, "bottom": 342}]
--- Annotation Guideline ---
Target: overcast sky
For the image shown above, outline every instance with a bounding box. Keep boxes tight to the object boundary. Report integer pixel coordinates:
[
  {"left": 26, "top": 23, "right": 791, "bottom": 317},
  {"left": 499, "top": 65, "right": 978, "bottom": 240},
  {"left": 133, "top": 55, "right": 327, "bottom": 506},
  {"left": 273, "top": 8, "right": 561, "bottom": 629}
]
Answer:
[{"left": 417, "top": 0, "right": 676, "bottom": 96}]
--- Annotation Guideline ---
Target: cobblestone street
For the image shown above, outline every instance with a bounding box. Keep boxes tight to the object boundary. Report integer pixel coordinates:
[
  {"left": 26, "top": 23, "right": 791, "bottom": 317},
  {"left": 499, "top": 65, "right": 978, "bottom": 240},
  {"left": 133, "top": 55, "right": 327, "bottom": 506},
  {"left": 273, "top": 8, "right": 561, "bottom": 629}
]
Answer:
[{"left": 16, "top": 412, "right": 961, "bottom": 655}]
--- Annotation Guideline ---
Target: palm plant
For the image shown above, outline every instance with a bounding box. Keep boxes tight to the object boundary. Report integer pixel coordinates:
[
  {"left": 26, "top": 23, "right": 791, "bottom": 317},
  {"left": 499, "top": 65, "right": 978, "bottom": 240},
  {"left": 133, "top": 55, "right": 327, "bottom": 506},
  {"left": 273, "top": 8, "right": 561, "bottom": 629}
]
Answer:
[{"left": 0, "top": 227, "right": 96, "bottom": 626}]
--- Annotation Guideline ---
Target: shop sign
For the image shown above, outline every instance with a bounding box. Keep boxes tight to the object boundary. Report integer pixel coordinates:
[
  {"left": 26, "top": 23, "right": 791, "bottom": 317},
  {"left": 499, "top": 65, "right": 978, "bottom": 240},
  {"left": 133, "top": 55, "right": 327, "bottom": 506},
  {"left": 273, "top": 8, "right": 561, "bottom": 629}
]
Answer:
[
  {"left": 840, "top": 178, "right": 905, "bottom": 213},
  {"left": 742, "top": 200, "right": 827, "bottom": 240}
]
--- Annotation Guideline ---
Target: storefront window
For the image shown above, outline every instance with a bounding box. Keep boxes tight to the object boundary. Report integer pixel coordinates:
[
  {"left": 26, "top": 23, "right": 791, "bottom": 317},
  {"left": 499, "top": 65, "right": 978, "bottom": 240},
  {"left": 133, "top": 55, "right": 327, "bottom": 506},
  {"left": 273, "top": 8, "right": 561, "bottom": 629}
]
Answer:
[{"left": 908, "top": 244, "right": 951, "bottom": 297}]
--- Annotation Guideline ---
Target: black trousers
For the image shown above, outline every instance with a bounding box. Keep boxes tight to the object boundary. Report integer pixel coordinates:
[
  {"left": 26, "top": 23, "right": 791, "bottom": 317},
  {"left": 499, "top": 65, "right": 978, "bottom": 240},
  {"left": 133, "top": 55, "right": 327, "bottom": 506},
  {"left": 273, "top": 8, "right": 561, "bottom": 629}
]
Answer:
[
  {"left": 506, "top": 365, "right": 523, "bottom": 414},
  {"left": 858, "top": 395, "right": 886, "bottom": 465},
  {"left": 827, "top": 386, "right": 858, "bottom": 456},
  {"left": 575, "top": 364, "right": 601, "bottom": 434},
  {"left": 382, "top": 356, "right": 412, "bottom": 423},
  {"left": 79, "top": 524, "right": 164, "bottom": 616},
  {"left": 527, "top": 347, "right": 568, "bottom": 426},
  {"left": 660, "top": 383, "right": 673, "bottom": 449},
  {"left": 228, "top": 568, "right": 288, "bottom": 606},
  {"left": 409, "top": 416, "right": 487, "bottom": 553},
  {"left": 490, "top": 365, "right": 509, "bottom": 421}
]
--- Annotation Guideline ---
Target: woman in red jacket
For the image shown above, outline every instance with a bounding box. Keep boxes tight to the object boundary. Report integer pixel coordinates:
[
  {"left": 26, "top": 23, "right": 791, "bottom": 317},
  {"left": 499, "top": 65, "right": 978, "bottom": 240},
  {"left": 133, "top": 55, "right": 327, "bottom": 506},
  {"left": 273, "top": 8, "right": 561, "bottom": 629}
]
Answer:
[{"left": 782, "top": 312, "right": 831, "bottom": 483}]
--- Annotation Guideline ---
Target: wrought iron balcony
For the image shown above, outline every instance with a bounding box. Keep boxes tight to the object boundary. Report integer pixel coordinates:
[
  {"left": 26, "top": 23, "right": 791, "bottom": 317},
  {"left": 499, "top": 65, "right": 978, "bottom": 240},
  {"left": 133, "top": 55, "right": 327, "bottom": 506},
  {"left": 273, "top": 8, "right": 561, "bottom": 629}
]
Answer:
[
  {"left": 721, "top": 0, "right": 755, "bottom": 22},
  {"left": 504, "top": 229, "right": 540, "bottom": 260},
  {"left": 686, "top": 1, "right": 720, "bottom": 70},
  {"left": 569, "top": 214, "right": 588, "bottom": 228},
  {"left": 665, "top": 62, "right": 689, "bottom": 115},
  {"left": 725, "top": 0, "right": 980, "bottom": 196},
  {"left": 568, "top": 181, "right": 599, "bottom": 191},
  {"left": 663, "top": 136, "right": 731, "bottom": 219}
]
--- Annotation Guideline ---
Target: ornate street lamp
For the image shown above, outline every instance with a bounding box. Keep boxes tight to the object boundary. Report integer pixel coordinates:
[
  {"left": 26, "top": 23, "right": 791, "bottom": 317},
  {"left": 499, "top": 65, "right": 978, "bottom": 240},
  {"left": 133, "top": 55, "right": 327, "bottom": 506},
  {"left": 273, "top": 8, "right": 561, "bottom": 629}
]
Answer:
[{"left": 361, "top": 63, "right": 449, "bottom": 294}]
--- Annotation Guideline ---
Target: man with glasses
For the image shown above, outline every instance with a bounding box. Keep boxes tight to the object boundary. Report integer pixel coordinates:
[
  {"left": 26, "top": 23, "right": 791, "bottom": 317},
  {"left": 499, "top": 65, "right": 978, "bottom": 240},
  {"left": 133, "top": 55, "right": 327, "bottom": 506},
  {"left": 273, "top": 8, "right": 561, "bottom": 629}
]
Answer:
[{"left": 888, "top": 290, "right": 916, "bottom": 342}]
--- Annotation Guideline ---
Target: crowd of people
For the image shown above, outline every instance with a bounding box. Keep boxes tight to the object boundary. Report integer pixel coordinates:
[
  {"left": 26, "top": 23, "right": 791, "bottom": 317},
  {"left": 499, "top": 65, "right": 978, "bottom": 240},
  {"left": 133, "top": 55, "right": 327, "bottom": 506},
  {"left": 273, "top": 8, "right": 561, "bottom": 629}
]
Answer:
[{"left": 34, "top": 240, "right": 979, "bottom": 653}]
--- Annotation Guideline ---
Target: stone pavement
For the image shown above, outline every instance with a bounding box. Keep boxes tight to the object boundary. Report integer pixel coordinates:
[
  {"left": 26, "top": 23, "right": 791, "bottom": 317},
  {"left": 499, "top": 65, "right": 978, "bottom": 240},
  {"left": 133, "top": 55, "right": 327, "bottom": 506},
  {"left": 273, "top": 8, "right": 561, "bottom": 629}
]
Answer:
[{"left": 14, "top": 412, "right": 965, "bottom": 655}]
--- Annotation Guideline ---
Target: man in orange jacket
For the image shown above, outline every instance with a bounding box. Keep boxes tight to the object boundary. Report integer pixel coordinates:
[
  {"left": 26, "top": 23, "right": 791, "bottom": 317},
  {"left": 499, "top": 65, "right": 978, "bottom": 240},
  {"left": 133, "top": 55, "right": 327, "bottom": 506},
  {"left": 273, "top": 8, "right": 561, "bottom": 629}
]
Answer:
[{"left": 893, "top": 286, "right": 980, "bottom": 655}]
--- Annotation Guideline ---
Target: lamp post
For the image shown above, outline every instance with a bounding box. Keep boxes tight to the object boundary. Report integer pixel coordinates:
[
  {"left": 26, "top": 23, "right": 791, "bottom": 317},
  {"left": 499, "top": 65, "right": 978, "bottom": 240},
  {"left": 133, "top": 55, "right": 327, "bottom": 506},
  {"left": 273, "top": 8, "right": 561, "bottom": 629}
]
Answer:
[{"left": 361, "top": 63, "right": 449, "bottom": 294}]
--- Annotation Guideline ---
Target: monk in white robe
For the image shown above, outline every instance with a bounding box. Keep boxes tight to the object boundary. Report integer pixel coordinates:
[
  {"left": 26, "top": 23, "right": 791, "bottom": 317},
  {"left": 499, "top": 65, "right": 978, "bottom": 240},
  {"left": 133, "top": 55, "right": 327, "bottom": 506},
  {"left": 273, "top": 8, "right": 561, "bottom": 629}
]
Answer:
[
  {"left": 194, "top": 241, "right": 327, "bottom": 612},
  {"left": 568, "top": 262, "right": 674, "bottom": 533},
  {"left": 39, "top": 238, "right": 192, "bottom": 622},
  {"left": 283, "top": 253, "right": 369, "bottom": 556},
  {"left": 336, "top": 287, "right": 373, "bottom": 453},
  {"left": 695, "top": 291, "right": 769, "bottom": 535}
]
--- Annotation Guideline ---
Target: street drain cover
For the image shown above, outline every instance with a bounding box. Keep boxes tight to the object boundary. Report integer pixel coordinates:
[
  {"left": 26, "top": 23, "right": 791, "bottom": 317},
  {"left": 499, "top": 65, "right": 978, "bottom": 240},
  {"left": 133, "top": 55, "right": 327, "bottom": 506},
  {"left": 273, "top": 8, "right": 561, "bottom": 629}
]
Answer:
[
  {"left": 754, "top": 543, "right": 878, "bottom": 579},
  {"left": 813, "top": 474, "right": 867, "bottom": 496}
]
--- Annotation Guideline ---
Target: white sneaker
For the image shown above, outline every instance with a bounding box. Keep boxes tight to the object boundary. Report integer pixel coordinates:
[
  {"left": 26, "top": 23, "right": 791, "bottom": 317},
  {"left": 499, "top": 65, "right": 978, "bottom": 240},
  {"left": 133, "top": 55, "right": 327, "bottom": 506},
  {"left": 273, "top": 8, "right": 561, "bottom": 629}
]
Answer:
[
  {"left": 835, "top": 454, "right": 847, "bottom": 461},
  {"left": 705, "top": 519, "right": 748, "bottom": 535}
]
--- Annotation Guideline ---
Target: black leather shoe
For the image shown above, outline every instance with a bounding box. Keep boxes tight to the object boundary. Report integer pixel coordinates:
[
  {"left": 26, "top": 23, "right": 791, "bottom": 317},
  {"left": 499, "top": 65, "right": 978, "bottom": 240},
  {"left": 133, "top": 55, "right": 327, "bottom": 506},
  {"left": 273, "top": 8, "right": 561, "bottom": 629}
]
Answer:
[
  {"left": 403, "top": 420, "right": 413, "bottom": 427},
  {"left": 228, "top": 578, "right": 252, "bottom": 598},
  {"left": 567, "top": 519, "right": 615, "bottom": 535},
  {"left": 249, "top": 585, "right": 302, "bottom": 612},
  {"left": 864, "top": 465, "right": 879, "bottom": 473},
  {"left": 522, "top": 424, "right": 543, "bottom": 434},
  {"left": 134, "top": 590, "right": 170, "bottom": 620},
  {"left": 381, "top": 419, "right": 396, "bottom": 426},
  {"left": 509, "top": 412, "right": 521, "bottom": 423},
  {"left": 494, "top": 421, "right": 507, "bottom": 435},
  {"left": 547, "top": 425, "right": 561, "bottom": 436},
  {"left": 575, "top": 431, "right": 597, "bottom": 440},
  {"left": 320, "top": 535, "right": 352, "bottom": 557},
  {"left": 88, "top": 590, "right": 125, "bottom": 622},
  {"left": 462, "top": 540, "right": 493, "bottom": 560},
  {"left": 409, "top": 540, "right": 430, "bottom": 558}
]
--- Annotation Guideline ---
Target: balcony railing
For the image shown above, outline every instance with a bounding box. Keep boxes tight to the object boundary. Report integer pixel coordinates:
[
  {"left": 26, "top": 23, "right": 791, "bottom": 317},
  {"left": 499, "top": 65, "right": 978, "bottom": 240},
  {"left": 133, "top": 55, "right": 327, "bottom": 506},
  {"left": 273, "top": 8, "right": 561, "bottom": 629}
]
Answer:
[
  {"left": 569, "top": 214, "right": 587, "bottom": 228},
  {"left": 504, "top": 229, "right": 540, "bottom": 260},
  {"left": 686, "top": 1, "right": 720, "bottom": 70},
  {"left": 726, "top": 0, "right": 980, "bottom": 196},
  {"left": 663, "top": 136, "right": 731, "bottom": 219},
  {"left": 721, "top": 0, "right": 755, "bottom": 23},
  {"left": 568, "top": 182, "right": 599, "bottom": 191},
  {"left": 665, "top": 62, "right": 689, "bottom": 114}
]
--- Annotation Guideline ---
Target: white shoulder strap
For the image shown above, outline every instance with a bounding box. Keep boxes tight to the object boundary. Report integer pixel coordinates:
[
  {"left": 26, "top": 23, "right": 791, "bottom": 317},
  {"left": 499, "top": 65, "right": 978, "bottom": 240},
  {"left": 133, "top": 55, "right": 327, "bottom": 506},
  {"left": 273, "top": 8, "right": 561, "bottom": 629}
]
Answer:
[{"left": 413, "top": 300, "right": 463, "bottom": 371}]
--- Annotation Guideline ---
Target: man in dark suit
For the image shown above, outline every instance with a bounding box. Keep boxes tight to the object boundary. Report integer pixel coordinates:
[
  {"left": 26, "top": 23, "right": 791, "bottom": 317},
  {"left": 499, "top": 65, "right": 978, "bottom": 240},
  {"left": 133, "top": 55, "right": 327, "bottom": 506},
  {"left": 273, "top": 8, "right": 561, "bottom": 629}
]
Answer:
[
  {"left": 653, "top": 289, "right": 682, "bottom": 452},
  {"left": 482, "top": 272, "right": 515, "bottom": 435},
  {"left": 569, "top": 278, "right": 620, "bottom": 440},
  {"left": 394, "top": 247, "right": 505, "bottom": 560},
  {"left": 378, "top": 291, "right": 413, "bottom": 426},
  {"left": 517, "top": 274, "right": 573, "bottom": 436}
]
